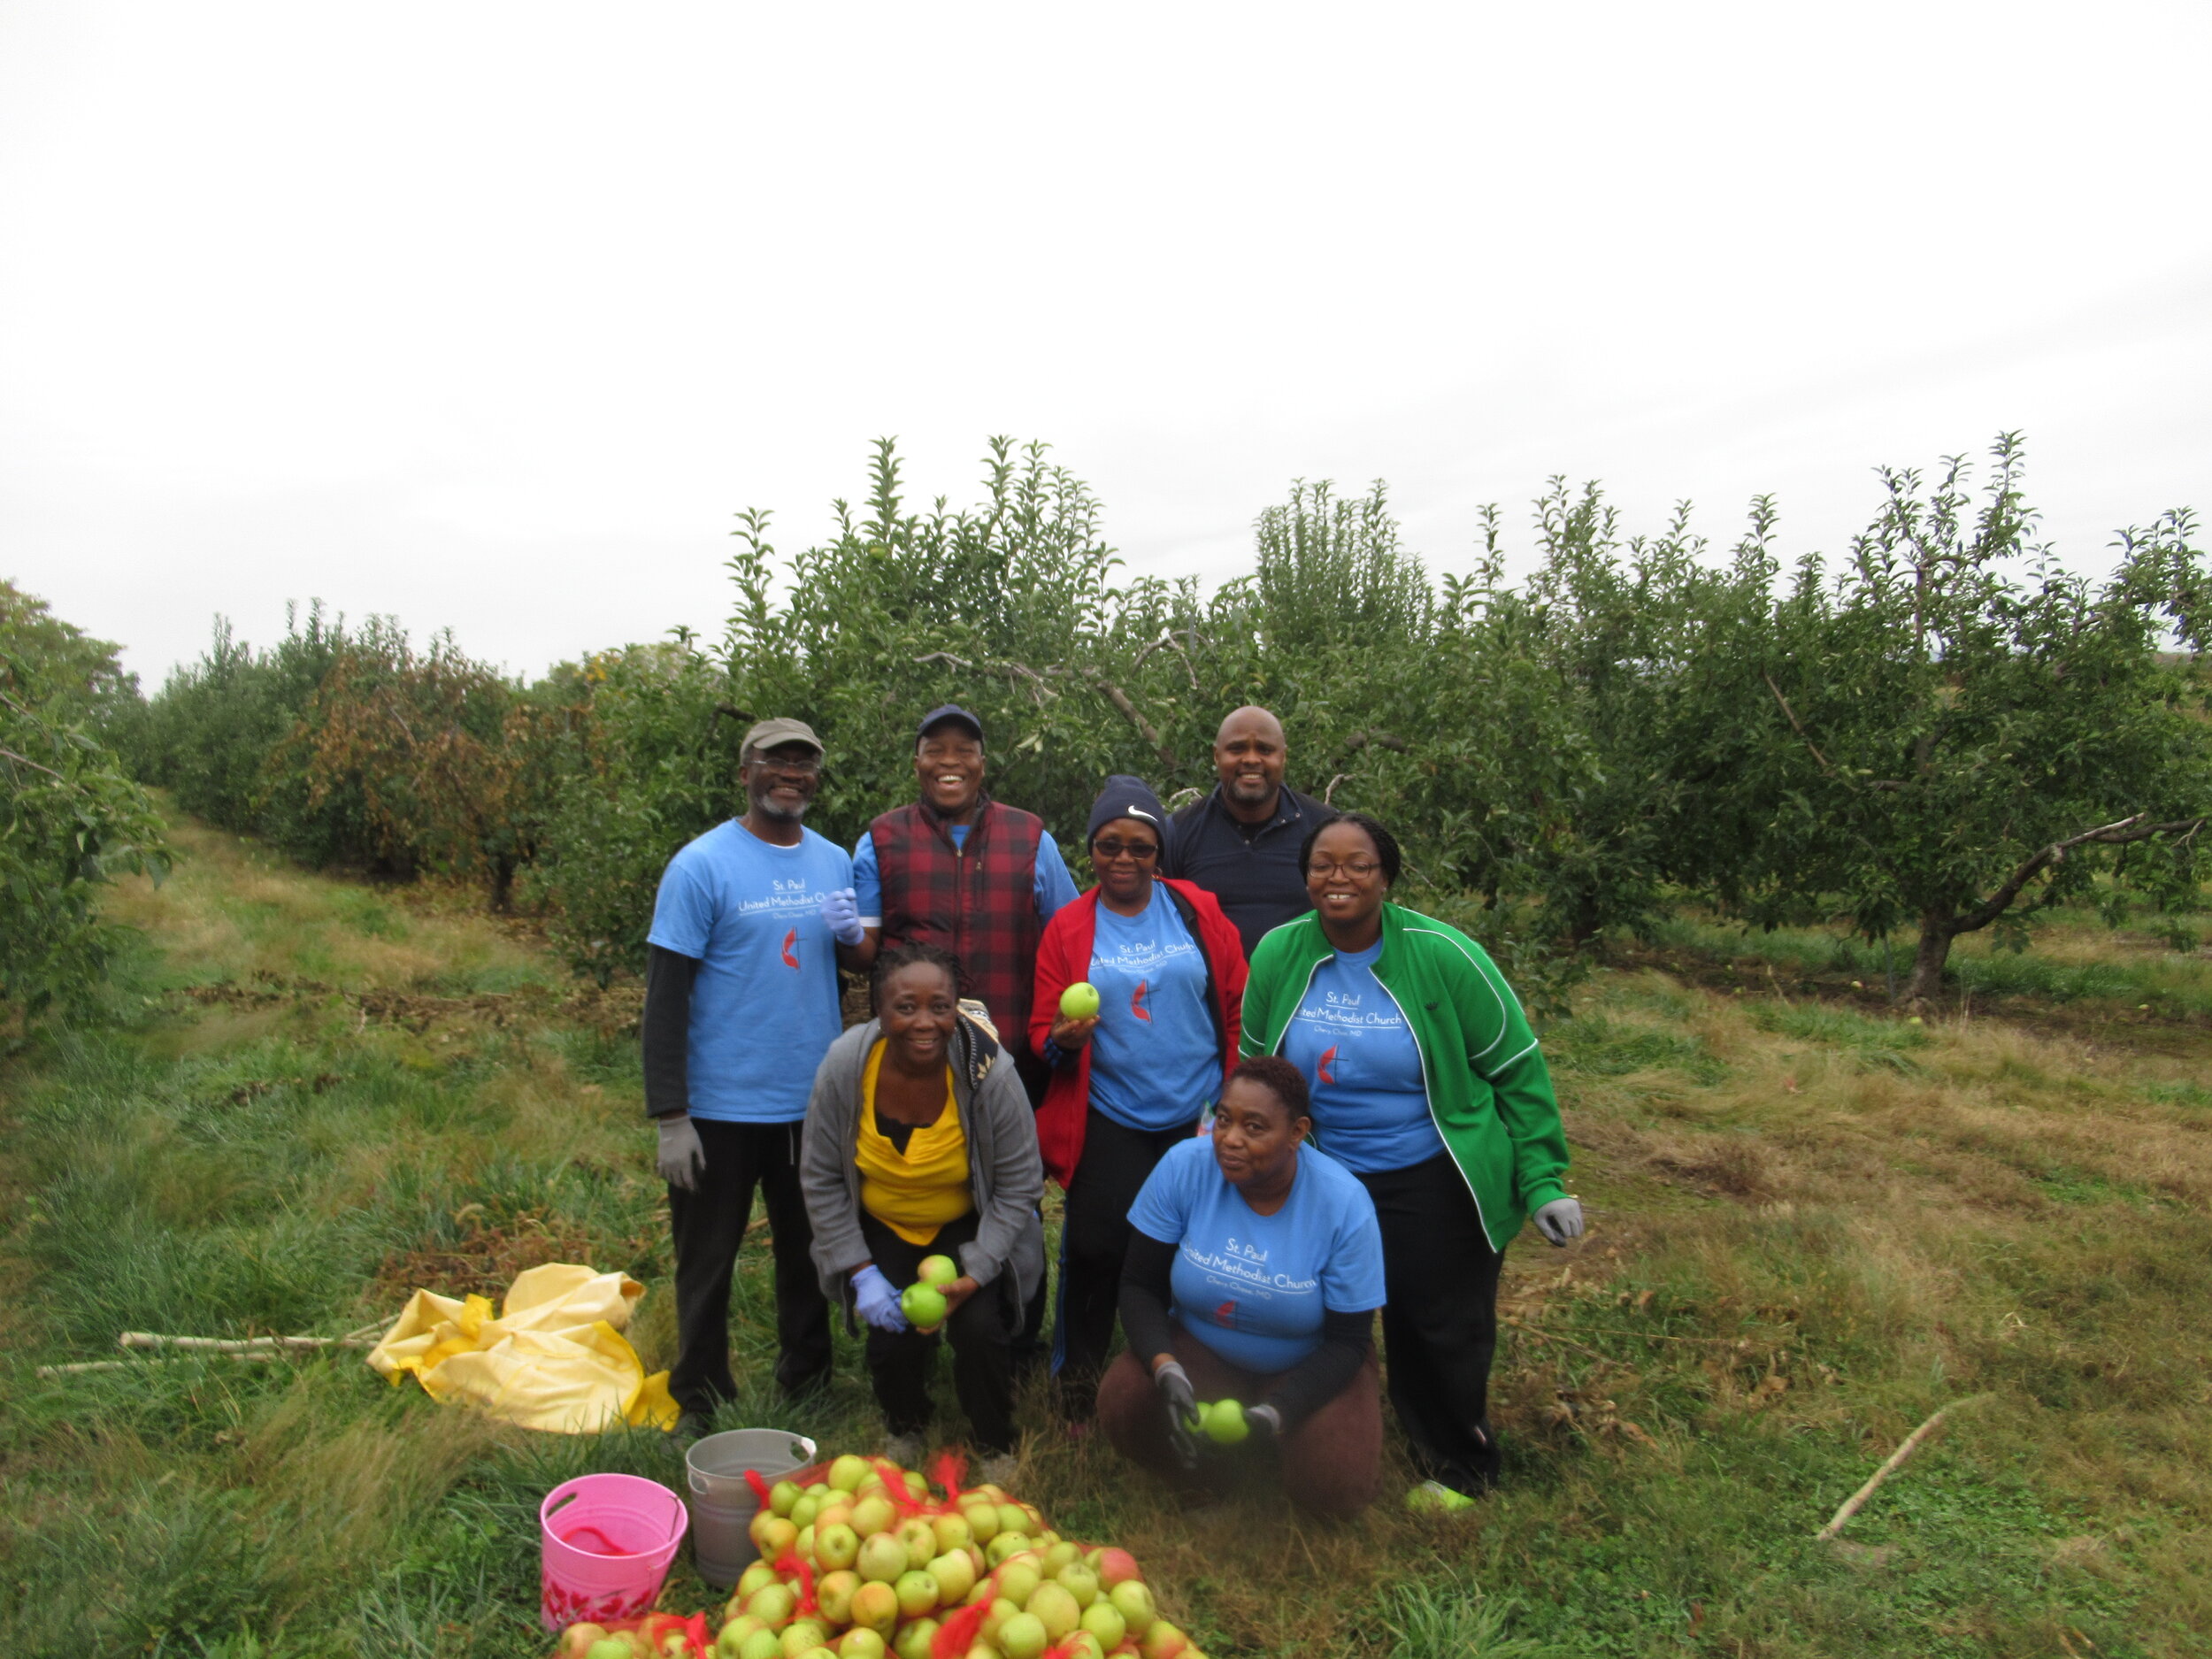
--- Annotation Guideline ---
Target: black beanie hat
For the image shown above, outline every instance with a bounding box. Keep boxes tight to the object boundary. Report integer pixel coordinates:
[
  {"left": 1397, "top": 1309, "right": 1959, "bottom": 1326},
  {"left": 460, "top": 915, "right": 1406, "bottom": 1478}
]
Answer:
[{"left": 1086, "top": 774, "right": 1169, "bottom": 845}]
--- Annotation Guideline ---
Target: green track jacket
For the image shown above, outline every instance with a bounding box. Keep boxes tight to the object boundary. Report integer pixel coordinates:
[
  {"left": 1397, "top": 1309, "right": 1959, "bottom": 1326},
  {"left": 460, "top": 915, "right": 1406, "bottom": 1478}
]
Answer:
[{"left": 1240, "top": 902, "right": 1571, "bottom": 1253}]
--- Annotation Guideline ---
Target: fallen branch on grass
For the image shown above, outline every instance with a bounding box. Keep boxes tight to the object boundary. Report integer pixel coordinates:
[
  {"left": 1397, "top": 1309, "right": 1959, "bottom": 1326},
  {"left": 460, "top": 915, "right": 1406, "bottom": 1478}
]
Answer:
[
  {"left": 1814, "top": 1395, "right": 1992, "bottom": 1540},
  {"left": 35, "top": 1324, "right": 387, "bottom": 1379},
  {"left": 37, "top": 1354, "right": 281, "bottom": 1377},
  {"left": 119, "top": 1326, "right": 383, "bottom": 1355}
]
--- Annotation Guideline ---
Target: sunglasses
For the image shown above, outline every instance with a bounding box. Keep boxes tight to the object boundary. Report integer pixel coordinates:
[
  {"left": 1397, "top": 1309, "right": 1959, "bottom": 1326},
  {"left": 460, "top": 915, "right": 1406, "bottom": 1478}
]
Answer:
[{"left": 1091, "top": 839, "right": 1160, "bottom": 862}]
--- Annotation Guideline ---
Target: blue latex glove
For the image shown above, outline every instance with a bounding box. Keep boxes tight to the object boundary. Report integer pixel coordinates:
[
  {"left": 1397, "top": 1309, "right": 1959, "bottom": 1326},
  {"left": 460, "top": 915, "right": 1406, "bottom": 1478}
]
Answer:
[
  {"left": 1533, "top": 1196, "right": 1585, "bottom": 1246},
  {"left": 819, "top": 887, "right": 865, "bottom": 947},
  {"left": 852, "top": 1263, "right": 910, "bottom": 1333}
]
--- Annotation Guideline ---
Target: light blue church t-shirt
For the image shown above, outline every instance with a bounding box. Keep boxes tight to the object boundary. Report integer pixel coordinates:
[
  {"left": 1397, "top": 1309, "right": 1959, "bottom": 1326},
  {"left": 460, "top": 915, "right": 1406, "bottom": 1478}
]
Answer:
[
  {"left": 1130, "top": 1137, "right": 1386, "bottom": 1373},
  {"left": 647, "top": 820, "right": 852, "bottom": 1123},
  {"left": 1087, "top": 888, "right": 1221, "bottom": 1131},
  {"left": 1281, "top": 939, "right": 1447, "bottom": 1172}
]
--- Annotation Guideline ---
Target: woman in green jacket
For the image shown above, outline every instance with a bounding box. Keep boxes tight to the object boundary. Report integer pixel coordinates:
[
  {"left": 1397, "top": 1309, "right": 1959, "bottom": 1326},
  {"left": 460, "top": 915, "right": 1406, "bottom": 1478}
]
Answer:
[{"left": 1239, "top": 811, "right": 1583, "bottom": 1502}]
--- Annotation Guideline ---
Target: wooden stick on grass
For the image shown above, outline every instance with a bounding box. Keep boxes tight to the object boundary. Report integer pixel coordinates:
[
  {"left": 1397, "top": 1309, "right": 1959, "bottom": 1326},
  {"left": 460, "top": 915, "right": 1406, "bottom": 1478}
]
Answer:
[
  {"left": 38, "top": 1325, "right": 389, "bottom": 1379},
  {"left": 38, "top": 1354, "right": 281, "bottom": 1377},
  {"left": 1815, "top": 1396, "right": 1990, "bottom": 1540},
  {"left": 119, "top": 1330, "right": 380, "bottom": 1353}
]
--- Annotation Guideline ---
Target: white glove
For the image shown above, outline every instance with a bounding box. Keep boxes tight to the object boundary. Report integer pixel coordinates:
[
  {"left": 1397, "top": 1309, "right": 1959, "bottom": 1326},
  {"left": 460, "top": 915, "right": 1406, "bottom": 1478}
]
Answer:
[
  {"left": 852, "top": 1264, "right": 910, "bottom": 1333},
  {"left": 1532, "top": 1196, "right": 1585, "bottom": 1247},
  {"left": 819, "top": 887, "right": 865, "bottom": 947},
  {"left": 656, "top": 1114, "right": 706, "bottom": 1191}
]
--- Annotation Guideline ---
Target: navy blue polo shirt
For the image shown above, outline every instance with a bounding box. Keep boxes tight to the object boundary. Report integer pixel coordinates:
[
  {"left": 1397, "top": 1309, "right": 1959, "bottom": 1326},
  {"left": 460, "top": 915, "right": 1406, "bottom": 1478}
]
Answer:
[{"left": 1164, "top": 784, "right": 1338, "bottom": 961}]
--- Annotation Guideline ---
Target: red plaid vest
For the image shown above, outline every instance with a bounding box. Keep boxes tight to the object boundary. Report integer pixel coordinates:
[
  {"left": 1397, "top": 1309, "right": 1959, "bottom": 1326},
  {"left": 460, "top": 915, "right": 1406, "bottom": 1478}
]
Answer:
[{"left": 868, "top": 797, "right": 1046, "bottom": 1044}]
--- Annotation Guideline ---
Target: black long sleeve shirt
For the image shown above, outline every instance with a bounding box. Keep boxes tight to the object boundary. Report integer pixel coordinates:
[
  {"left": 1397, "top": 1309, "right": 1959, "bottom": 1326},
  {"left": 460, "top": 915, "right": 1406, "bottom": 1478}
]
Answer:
[
  {"left": 1118, "top": 1231, "right": 1371, "bottom": 1430},
  {"left": 641, "top": 943, "right": 699, "bottom": 1118}
]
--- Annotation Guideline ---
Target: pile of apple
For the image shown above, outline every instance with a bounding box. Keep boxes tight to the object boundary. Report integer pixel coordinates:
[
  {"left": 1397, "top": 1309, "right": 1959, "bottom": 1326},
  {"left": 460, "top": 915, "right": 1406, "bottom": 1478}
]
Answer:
[{"left": 556, "top": 1452, "right": 1208, "bottom": 1659}]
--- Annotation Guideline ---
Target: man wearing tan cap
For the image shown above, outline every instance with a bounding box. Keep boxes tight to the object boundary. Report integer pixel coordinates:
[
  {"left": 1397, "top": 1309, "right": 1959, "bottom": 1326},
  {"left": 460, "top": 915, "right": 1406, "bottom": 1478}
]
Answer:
[{"left": 642, "top": 718, "right": 863, "bottom": 1437}]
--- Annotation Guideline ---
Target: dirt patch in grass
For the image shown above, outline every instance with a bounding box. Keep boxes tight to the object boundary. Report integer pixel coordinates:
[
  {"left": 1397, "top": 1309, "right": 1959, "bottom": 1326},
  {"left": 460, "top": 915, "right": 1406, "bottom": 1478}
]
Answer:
[{"left": 373, "top": 1205, "right": 652, "bottom": 1304}]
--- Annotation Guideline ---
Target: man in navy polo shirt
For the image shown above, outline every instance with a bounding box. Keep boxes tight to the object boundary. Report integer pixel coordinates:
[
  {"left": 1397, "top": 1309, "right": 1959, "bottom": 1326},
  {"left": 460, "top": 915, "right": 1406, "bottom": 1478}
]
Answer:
[
  {"left": 642, "top": 718, "right": 865, "bottom": 1437},
  {"left": 1164, "top": 707, "right": 1338, "bottom": 960}
]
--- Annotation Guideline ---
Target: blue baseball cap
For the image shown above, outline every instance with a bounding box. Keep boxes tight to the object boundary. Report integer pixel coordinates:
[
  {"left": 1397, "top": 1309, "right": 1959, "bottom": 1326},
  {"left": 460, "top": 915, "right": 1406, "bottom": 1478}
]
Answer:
[{"left": 917, "top": 705, "right": 985, "bottom": 743}]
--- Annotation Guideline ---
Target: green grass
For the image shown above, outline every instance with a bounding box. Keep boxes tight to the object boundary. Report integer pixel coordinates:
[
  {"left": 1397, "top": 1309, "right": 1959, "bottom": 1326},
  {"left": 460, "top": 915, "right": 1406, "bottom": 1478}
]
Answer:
[
  {"left": 1648, "top": 910, "right": 2212, "bottom": 1018},
  {"left": 4, "top": 820, "right": 2209, "bottom": 1656}
]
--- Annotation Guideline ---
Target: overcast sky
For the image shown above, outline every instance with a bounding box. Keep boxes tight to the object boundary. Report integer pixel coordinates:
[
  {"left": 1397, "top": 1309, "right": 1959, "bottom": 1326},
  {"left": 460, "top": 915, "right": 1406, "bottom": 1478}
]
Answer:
[{"left": 4, "top": 2, "right": 2208, "bottom": 686}]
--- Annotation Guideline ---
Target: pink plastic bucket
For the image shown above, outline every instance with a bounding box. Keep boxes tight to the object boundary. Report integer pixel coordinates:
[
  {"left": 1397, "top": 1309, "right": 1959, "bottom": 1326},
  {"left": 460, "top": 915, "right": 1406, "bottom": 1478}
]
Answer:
[{"left": 539, "top": 1472, "right": 688, "bottom": 1630}]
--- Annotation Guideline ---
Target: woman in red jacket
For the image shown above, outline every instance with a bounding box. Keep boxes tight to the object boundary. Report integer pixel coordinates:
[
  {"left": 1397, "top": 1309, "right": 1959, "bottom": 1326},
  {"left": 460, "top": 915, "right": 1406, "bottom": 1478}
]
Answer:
[{"left": 1030, "top": 775, "right": 1247, "bottom": 1418}]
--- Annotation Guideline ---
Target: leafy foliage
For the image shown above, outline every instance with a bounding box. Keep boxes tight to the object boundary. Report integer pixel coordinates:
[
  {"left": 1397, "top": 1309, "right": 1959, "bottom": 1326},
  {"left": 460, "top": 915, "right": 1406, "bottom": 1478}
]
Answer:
[
  {"left": 0, "top": 582, "right": 170, "bottom": 1021},
  {"left": 271, "top": 621, "right": 552, "bottom": 907},
  {"left": 128, "top": 433, "right": 2211, "bottom": 1008},
  {"left": 1703, "top": 437, "right": 2210, "bottom": 997}
]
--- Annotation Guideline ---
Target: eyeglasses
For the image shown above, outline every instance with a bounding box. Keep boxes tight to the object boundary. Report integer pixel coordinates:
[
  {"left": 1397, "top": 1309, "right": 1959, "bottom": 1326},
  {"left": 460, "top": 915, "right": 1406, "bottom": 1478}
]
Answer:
[
  {"left": 1091, "top": 839, "right": 1160, "bottom": 862},
  {"left": 1309, "top": 858, "right": 1382, "bottom": 879},
  {"left": 752, "top": 754, "right": 822, "bottom": 776}
]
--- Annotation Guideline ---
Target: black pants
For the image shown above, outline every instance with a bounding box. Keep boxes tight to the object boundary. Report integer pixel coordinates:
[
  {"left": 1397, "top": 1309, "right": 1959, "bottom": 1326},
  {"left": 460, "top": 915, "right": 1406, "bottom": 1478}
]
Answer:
[
  {"left": 856, "top": 1209, "right": 1018, "bottom": 1454},
  {"left": 1010, "top": 1047, "right": 1051, "bottom": 1376},
  {"left": 1356, "top": 1151, "right": 1505, "bottom": 1494},
  {"left": 1053, "top": 1109, "right": 1196, "bottom": 1414},
  {"left": 668, "top": 1118, "right": 833, "bottom": 1416}
]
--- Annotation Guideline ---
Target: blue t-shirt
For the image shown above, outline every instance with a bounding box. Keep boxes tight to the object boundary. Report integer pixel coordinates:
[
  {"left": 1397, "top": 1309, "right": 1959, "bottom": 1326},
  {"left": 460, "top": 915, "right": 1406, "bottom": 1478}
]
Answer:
[
  {"left": 1087, "top": 888, "right": 1220, "bottom": 1131},
  {"left": 647, "top": 820, "right": 852, "bottom": 1123},
  {"left": 1281, "top": 941, "right": 1446, "bottom": 1173},
  {"left": 1129, "top": 1138, "right": 1386, "bottom": 1373},
  {"left": 850, "top": 824, "right": 1079, "bottom": 927}
]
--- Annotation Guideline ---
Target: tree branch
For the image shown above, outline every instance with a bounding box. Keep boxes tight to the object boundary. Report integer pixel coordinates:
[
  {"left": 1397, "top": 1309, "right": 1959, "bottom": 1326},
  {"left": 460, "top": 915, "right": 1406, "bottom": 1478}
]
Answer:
[
  {"left": 1081, "top": 670, "right": 1175, "bottom": 768},
  {"left": 1955, "top": 813, "right": 2209, "bottom": 936},
  {"left": 1131, "top": 629, "right": 1201, "bottom": 689},
  {"left": 911, "top": 650, "right": 1052, "bottom": 703},
  {"left": 1762, "top": 672, "right": 1833, "bottom": 774},
  {"left": 1344, "top": 729, "right": 1409, "bottom": 754},
  {"left": 0, "top": 743, "right": 67, "bottom": 781}
]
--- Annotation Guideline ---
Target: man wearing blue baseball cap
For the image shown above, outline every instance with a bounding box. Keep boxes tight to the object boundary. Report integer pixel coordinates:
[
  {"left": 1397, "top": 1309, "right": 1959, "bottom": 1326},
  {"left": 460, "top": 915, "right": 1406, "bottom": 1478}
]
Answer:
[{"left": 842, "top": 704, "right": 1080, "bottom": 1372}]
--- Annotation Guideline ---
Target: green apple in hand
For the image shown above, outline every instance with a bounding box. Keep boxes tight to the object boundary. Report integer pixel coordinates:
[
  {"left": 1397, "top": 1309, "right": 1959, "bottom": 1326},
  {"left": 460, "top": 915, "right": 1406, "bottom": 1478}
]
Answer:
[
  {"left": 917, "top": 1254, "right": 959, "bottom": 1287},
  {"left": 901, "top": 1281, "right": 948, "bottom": 1330},
  {"left": 1201, "top": 1399, "right": 1249, "bottom": 1444},
  {"left": 1059, "top": 982, "right": 1100, "bottom": 1020}
]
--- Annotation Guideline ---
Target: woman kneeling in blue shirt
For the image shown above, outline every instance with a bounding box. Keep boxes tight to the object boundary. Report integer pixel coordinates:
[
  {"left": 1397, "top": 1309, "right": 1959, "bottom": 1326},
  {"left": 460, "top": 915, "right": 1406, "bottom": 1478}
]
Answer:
[{"left": 1096, "top": 1056, "right": 1386, "bottom": 1517}]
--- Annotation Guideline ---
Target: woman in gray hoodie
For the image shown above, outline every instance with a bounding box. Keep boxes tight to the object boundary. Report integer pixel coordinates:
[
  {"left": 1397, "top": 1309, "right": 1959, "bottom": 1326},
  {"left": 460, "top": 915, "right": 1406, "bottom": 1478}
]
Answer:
[{"left": 800, "top": 941, "right": 1045, "bottom": 1475}]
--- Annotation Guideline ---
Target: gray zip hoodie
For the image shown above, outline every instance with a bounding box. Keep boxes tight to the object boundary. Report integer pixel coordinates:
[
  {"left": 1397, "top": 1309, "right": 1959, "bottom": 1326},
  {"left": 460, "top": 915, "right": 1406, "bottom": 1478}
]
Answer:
[{"left": 799, "top": 1014, "right": 1045, "bottom": 1324}]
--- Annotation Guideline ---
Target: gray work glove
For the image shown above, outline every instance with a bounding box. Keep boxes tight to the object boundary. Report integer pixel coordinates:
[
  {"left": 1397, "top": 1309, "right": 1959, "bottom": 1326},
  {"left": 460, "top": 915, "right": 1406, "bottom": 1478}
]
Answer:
[
  {"left": 1246, "top": 1403, "right": 1284, "bottom": 1442},
  {"left": 1532, "top": 1196, "right": 1585, "bottom": 1247},
  {"left": 1153, "top": 1359, "right": 1202, "bottom": 1471},
  {"left": 656, "top": 1114, "right": 706, "bottom": 1191}
]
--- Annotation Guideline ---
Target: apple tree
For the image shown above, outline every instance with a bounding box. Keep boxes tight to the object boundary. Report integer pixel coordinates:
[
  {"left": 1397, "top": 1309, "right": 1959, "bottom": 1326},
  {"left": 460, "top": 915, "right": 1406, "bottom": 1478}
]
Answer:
[
  {"left": 1721, "top": 435, "right": 2210, "bottom": 1001},
  {"left": 1, "top": 583, "right": 170, "bottom": 1021}
]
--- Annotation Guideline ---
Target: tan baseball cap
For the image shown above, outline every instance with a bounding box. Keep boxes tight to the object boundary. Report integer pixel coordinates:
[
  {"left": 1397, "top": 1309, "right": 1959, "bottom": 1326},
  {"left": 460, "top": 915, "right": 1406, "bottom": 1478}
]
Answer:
[{"left": 741, "top": 717, "right": 825, "bottom": 758}]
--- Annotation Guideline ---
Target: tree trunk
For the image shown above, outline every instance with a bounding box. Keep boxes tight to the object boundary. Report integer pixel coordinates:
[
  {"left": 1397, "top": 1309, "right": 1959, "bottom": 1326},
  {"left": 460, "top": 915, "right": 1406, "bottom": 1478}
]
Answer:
[{"left": 1904, "top": 910, "right": 1955, "bottom": 1004}]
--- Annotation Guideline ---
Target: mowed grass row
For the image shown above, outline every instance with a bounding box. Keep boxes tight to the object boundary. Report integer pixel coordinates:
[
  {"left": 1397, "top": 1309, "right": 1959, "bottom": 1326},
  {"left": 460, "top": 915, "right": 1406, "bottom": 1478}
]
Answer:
[{"left": 3, "top": 818, "right": 2208, "bottom": 1657}]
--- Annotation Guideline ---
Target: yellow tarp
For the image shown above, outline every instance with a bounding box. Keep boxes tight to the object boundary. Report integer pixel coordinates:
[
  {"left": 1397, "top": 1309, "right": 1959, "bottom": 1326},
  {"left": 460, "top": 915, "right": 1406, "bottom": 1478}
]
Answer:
[{"left": 367, "top": 1262, "right": 680, "bottom": 1433}]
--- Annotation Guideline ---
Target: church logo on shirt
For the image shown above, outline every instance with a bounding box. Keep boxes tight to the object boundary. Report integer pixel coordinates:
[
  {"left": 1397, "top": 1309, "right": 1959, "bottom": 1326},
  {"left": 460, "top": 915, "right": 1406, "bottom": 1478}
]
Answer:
[
  {"left": 1131, "top": 979, "right": 1151, "bottom": 1021},
  {"left": 780, "top": 927, "right": 800, "bottom": 970},
  {"left": 1213, "top": 1300, "right": 1237, "bottom": 1327},
  {"left": 1317, "top": 1044, "right": 1338, "bottom": 1084}
]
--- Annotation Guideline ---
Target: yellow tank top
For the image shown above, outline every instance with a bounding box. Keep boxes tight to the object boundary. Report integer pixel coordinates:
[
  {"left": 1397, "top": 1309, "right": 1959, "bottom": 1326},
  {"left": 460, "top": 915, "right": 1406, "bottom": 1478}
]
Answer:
[{"left": 856, "top": 1041, "right": 974, "bottom": 1246}]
